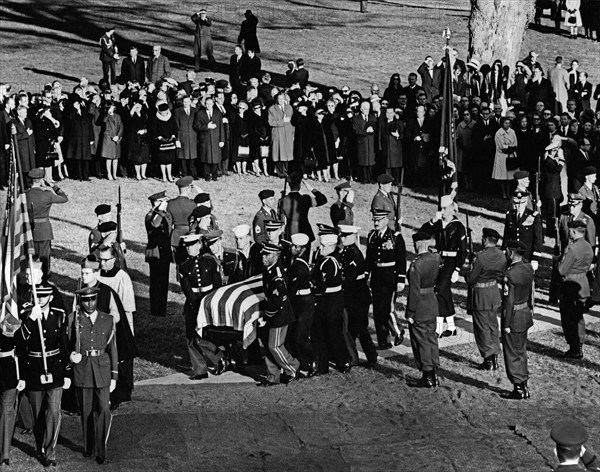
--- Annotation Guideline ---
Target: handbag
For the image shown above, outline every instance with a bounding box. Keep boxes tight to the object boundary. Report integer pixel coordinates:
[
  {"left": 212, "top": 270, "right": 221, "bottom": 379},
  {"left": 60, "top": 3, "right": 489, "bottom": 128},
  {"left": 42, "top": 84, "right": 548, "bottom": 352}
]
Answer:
[
  {"left": 506, "top": 153, "right": 519, "bottom": 171},
  {"left": 237, "top": 145, "right": 250, "bottom": 158},
  {"left": 159, "top": 142, "right": 176, "bottom": 152},
  {"left": 260, "top": 145, "right": 269, "bottom": 158},
  {"left": 46, "top": 141, "right": 59, "bottom": 161},
  {"left": 567, "top": 14, "right": 577, "bottom": 24}
]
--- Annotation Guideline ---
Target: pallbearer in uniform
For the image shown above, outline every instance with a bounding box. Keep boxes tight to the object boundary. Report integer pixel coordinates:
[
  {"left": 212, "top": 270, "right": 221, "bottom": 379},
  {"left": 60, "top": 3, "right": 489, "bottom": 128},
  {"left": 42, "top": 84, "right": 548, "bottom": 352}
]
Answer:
[
  {"left": 366, "top": 208, "right": 406, "bottom": 349},
  {"left": 501, "top": 241, "right": 534, "bottom": 400},
  {"left": 338, "top": 225, "right": 377, "bottom": 367},
  {"left": 89, "top": 204, "right": 112, "bottom": 253},
  {"left": 330, "top": 181, "right": 354, "bottom": 227},
  {"left": 16, "top": 284, "right": 71, "bottom": 468},
  {"left": 406, "top": 232, "right": 441, "bottom": 388},
  {"left": 464, "top": 228, "right": 506, "bottom": 370},
  {"left": 68, "top": 287, "right": 117, "bottom": 465},
  {"left": 223, "top": 224, "right": 262, "bottom": 284},
  {"left": 145, "top": 191, "right": 173, "bottom": 317},
  {"left": 503, "top": 190, "right": 543, "bottom": 270}
]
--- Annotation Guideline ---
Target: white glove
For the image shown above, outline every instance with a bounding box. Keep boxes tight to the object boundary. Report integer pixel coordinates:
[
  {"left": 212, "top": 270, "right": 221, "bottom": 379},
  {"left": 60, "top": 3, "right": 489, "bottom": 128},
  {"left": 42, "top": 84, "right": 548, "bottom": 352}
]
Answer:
[
  {"left": 531, "top": 260, "right": 539, "bottom": 271},
  {"left": 257, "top": 317, "right": 267, "bottom": 328},
  {"left": 176, "top": 140, "right": 182, "bottom": 148},
  {"left": 16, "top": 380, "right": 26, "bottom": 392},
  {"left": 112, "top": 136, "right": 119, "bottom": 142},
  {"left": 110, "top": 379, "right": 117, "bottom": 392},
  {"left": 63, "top": 377, "right": 71, "bottom": 390},
  {"left": 406, "top": 317, "right": 414, "bottom": 325},
  {"left": 397, "top": 283, "right": 405, "bottom": 292},
  {"left": 70, "top": 352, "right": 82, "bottom": 364},
  {"left": 208, "top": 122, "right": 217, "bottom": 129},
  {"left": 219, "top": 142, "right": 224, "bottom": 148},
  {"left": 451, "top": 270, "right": 459, "bottom": 283},
  {"left": 29, "top": 305, "right": 42, "bottom": 322}
]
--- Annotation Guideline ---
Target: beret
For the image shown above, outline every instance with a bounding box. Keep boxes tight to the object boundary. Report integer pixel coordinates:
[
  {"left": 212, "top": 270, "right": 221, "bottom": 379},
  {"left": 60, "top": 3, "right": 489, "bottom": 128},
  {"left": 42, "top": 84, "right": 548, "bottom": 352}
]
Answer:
[
  {"left": 98, "top": 221, "right": 117, "bottom": 233},
  {"left": 148, "top": 190, "right": 167, "bottom": 202},
  {"left": 584, "top": 166, "right": 596, "bottom": 176},
  {"left": 483, "top": 228, "right": 501, "bottom": 240},
  {"left": 94, "top": 204, "right": 111, "bottom": 216},
  {"left": 286, "top": 171, "right": 303, "bottom": 184},
  {"left": 290, "top": 233, "right": 310, "bottom": 246},
  {"left": 550, "top": 420, "right": 588, "bottom": 447},
  {"left": 28, "top": 168, "right": 45, "bottom": 179},
  {"left": 191, "top": 206, "right": 211, "bottom": 219},
  {"left": 194, "top": 193, "right": 210, "bottom": 204},
  {"left": 513, "top": 170, "right": 529, "bottom": 180},
  {"left": 261, "top": 243, "right": 282, "bottom": 255},
  {"left": 377, "top": 174, "right": 394, "bottom": 185},
  {"left": 258, "top": 189, "right": 275, "bottom": 200},
  {"left": 567, "top": 220, "right": 587, "bottom": 229},
  {"left": 176, "top": 176, "right": 193, "bottom": 188},
  {"left": 334, "top": 181, "right": 351, "bottom": 191},
  {"left": 506, "top": 240, "right": 527, "bottom": 254},
  {"left": 413, "top": 231, "right": 434, "bottom": 243}
]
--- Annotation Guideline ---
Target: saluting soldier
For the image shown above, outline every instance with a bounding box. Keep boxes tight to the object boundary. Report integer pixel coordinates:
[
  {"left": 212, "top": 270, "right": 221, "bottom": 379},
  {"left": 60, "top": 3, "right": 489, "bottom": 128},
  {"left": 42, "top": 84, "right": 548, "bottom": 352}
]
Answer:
[
  {"left": 25, "top": 167, "right": 69, "bottom": 278},
  {"left": 406, "top": 231, "right": 442, "bottom": 388},
  {"left": 557, "top": 220, "right": 594, "bottom": 360},
  {"left": 16, "top": 284, "right": 71, "bottom": 468},
  {"left": 223, "top": 224, "right": 262, "bottom": 284},
  {"left": 559, "top": 194, "right": 597, "bottom": 253},
  {"left": 89, "top": 204, "right": 112, "bottom": 253},
  {"left": 502, "top": 190, "right": 543, "bottom": 270},
  {"left": 578, "top": 166, "right": 600, "bottom": 227},
  {"left": 366, "top": 208, "right": 407, "bottom": 349},
  {"left": 420, "top": 195, "right": 467, "bottom": 337},
  {"left": 501, "top": 241, "right": 534, "bottom": 400},
  {"left": 370, "top": 173, "right": 397, "bottom": 231},
  {"left": 330, "top": 181, "right": 355, "bottom": 227},
  {"left": 145, "top": 191, "right": 173, "bottom": 317},
  {"left": 167, "top": 176, "right": 197, "bottom": 270},
  {"left": 550, "top": 420, "right": 600, "bottom": 472},
  {"left": 338, "top": 224, "right": 377, "bottom": 367},
  {"left": 68, "top": 286, "right": 117, "bottom": 465},
  {"left": 253, "top": 189, "right": 278, "bottom": 245},
  {"left": 464, "top": 228, "right": 506, "bottom": 370}
]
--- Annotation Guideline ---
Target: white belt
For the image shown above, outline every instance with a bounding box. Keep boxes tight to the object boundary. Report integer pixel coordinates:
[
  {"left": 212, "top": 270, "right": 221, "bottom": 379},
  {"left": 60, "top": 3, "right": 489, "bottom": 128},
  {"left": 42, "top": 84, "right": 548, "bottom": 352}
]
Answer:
[
  {"left": 376, "top": 262, "right": 395, "bottom": 268},
  {"left": 0, "top": 349, "right": 15, "bottom": 358},
  {"left": 355, "top": 274, "right": 366, "bottom": 280},
  {"left": 441, "top": 251, "right": 458, "bottom": 257},
  {"left": 192, "top": 284, "right": 214, "bottom": 293},
  {"left": 325, "top": 286, "right": 342, "bottom": 293},
  {"left": 296, "top": 288, "right": 311, "bottom": 296}
]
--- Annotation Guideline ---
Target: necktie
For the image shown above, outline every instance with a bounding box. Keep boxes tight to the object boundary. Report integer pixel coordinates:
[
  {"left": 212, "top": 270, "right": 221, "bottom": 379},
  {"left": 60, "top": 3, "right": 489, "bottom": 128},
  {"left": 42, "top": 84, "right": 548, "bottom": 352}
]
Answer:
[
  {"left": 208, "top": 110, "right": 212, "bottom": 120},
  {"left": 270, "top": 210, "right": 276, "bottom": 219}
]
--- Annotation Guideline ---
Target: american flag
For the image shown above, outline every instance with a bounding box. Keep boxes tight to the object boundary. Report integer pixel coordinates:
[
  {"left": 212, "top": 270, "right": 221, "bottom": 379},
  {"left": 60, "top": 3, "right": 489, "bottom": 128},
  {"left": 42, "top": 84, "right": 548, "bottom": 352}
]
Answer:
[
  {"left": 196, "top": 275, "right": 265, "bottom": 348},
  {"left": 1, "top": 140, "right": 33, "bottom": 336}
]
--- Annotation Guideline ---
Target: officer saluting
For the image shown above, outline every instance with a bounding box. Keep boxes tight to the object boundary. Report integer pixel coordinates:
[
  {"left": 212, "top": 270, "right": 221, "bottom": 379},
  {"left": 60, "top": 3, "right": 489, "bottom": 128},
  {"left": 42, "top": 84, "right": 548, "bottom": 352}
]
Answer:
[
  {"left": 167, "top": 176, "right": 197, "bottom": 270},
  {"left": 370, "top": 174, "right": 397, "bottom": 231},
  {"left": 330, "top": 181, "right": 354, "bottom": 227},
  {"left": 503, "top": 190, "right": 543, "bottom": 270},
  {"left": 406, "top": 232, "right": 441, "bottom": 388},
  {"left": 68, "top": 286, "right": 117, "bottom": 465},
  {"left": 464, "top": 228, "right": 506, "bottom": 371},
  {"left": 501, "top": 241, "right": 534, "bottom": 400}
]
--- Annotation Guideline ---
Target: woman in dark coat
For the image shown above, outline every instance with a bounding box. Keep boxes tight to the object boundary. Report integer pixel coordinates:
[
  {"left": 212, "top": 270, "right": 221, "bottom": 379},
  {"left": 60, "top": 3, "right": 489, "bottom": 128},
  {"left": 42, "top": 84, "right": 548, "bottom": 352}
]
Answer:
[
  {"left": 98, "top": 101, "right": 123, "bottom": 180},
  {"left": 230, "top": 100, "right": 250, "bottom": 174},
  {"left": 246, "top": 100, "right": 269, "bottom": 175},
  {"left": 127, "top": 101, "right": 150, "bottom": 180},
  {"left": 13, "top": 105, "right": 36, "bottom": 175},
  {"left": 65, "top": 100, "right": 94, "bottom": 181},
  {"left": 378, "top": 107, "right": 404, "bottom": 184},
  {"left": 291, "top": 103, "right": 311, "bottom": 173},
  {"left": 148, "top": 101, "right": 177, "bottom": 182},
  {"left": 515, "top": 116, "right": 537, "bottom": 175},
  {"left": 33, "top": 106, "right": 60, "bottom": 180},
  {"left": 310, "top": 108, "right": 336, "bottom": 182},
  {"left": 383, "top": 73, "right": 403, "bottom": 108}
]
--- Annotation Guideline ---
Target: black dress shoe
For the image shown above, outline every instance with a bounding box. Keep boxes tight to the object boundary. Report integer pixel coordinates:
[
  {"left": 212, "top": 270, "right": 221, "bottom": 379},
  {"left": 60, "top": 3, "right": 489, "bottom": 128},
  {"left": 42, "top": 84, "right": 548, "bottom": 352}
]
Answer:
[
  {"left": 432, "top": 367, "right": 440, "bottom": 387},
  {"left": 189, "top": 373, "right": 209, "bottom": 380},
  {"left": 417, "top": 371, "right": 434, "bottom": 388},
  {"left": 564, "top": 348, "right": 583, "bottom": 359},
  {"left": 96, "top": 456, "right": 109, "bottom": 465},
  {"left": 257, "top": 378, "right": 279, "bottom": 387},
  {"left": 522, "top": 381, "right": 531, "bottom": 399},
  {"left": 1, "top": 459, "right": 9, "bottom": 466},
  {"left": 280, "top": 372, "right": 297, "bottom": 384},
  {"left": 394, "top": 330, "right": 405, "bottom": 346},
  {"left": 491, "top": 354, "right": 499, "bottom": 371},
  {"left": 213, "top": 359, "right": 226, "bottom": 376},
  {"left": 478, "top": 357, "right": 493, "bottom": 370},
  {"left": 83, "top": 451, "right": 94, "bottom": 458},
  {"left": 42, "top": 458, "right": 57, "bottom": 467},
  {"left": 340, "top": 363, "right": 352, "bottom": 374},
  {"left": 376, "top": 343, "right": 392, "bottom": 350},
  {"left": 507, "top": 384, "right": 526, "bottom": 400}
]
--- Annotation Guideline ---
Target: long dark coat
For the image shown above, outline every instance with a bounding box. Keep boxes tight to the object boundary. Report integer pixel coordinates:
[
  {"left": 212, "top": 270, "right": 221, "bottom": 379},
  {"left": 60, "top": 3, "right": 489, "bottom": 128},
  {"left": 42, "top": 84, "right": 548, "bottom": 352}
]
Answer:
[
  {"left": 238, "top": 14, "right": 260, "bottom": 53},
  {"left": 127, "top": 110, "right": 150, "bottom": 164},
  {"left": 291, "top": 112, "right": 310, "bottom": 163},
  {"left": 405, "top": 117, "right": 431, "bottom": 170},
  {"left": 14, "top": 117, "right": 36, "bottom": 172},
  {"left": 352, "top": 113, "right": 377, "bottom": 166},
  {"left": 310, "top": 117, "right": 336, "bottom": 168},
  {"left": 66, "top": 108, "right": 94, "bottom": 161},
  {"left": 33, "top": 114, "right": 59, "bottom": 167},
  {"left": 193, "top": 108, "right": 224, "bottom": 164},
  {"left": 148, "top": 113, "right": 177, "bottom": 165},
  {"left": 229, "top": 112, "right": 249, "bottom": 164},
  {"left": 378, "top": 117, "right": 404, "bottom": 169},
  {"left": 174, "top": 107, "right": 198, "bottom": 160},
  {"left": 191, "top": 14, "right": 213, "bottom": 56}
]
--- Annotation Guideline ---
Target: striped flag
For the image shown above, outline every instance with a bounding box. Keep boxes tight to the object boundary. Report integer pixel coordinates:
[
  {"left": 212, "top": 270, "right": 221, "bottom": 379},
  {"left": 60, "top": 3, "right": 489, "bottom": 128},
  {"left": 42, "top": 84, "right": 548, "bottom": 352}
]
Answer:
[
  {"left": 1, "top": 143, "right": 33, "bottom": 336},
  {"left": 196, "top": 275, "right": 265, "bottom": 348}
]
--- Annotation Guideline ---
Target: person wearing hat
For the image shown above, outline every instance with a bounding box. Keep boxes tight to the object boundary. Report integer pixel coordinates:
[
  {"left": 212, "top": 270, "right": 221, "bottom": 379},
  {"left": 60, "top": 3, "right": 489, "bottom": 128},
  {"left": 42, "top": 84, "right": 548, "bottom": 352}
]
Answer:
[
  {"left": 338, "top": 225, "right": 378, "bottom": 367},
  {"left": 258, "top": 243, "right": 301, "bottom": 385},
  {"left": 238, "top": 9, "right": 260, "bottom": 54},
  {"left": 189, "top": 205, "right": 219, "bottom": 236},
  {"left": 267, "top": 92, "right": 293, "bottom": 178},
  {"left": 557, "top": 220, "right": 594, "bottom": 359},
  {"left": 149, "top": 99, "right": 177, "bottom": 182},
  {"left": 89, "top": 204, "right": 111, "bottom": 253},
  {"left": 253, "top": 189, "right": 278, "bottom": 245},
  {"left": 371, "top": 173, "right": 398, "bottom": 231},
  {"left": 68, "top": 286, "right": 117, "bottom": 465},
  {"left": 223, "top": 224, "right": 262, "bottom": 284},
  {"left": 501, "top": 240, "right": 534, "bottom": 399},
  {"left": 420, "top": 195, "right": 467, "bottom": 337},
  {"left": 542, "top": 134, "right": 567, "bottom": 221},
  {"left": 312, "top": 233, "right": 352, "bottom": 374},
  {"left": 16, "top": 284, "right": 71, "bottom": 467},
  {"left": 25, "top": 168, "right": 69, "bottom": 278},
  {"left": 559, "top": 193, "right": 596, "bottom": 251},
  {"left": 179, "top": 233, "right": 225, "bottom": 380},
  {"left": 366, "top": 208, "right": 407, "bottom": 349},
  {"left": 578, "top": 166, "right": 599, "bottom": 224},
  {"left": 330, "top": 181, "right": 354, "bottom": 227},
  {"left": 93, "top": 220, "right": 127, "bottom": 271},
  {"left": 145, "top": 191, "right": 173, "bottom": 318},
  {"left": 512, "top": 170, "right": 535, "bottom": 211},
  {"left": 502, "top": 190, "right": 543, "bottom": 270},
  {"left": 99, "top": 26, "right": 118, "bottom": 85},
  {"left": 167, "top": 176, "right": 197, "bottom": 270},
  {"left": 406, "top": 231, "right": 441, "bottom": 388},
  {"left": 550, "top": 420, "right": 600, "bottom": 471},
  {"left": 202, "top": 229, "right": 227, "bottom": 281},
  {"left": 464, "top": 228, "right": 507, "bottom": 370},
  {"left": 191, "top": 8, "right": 216, "bottom": 72},
  {"left": 193, "top": 96, "right": 225, "bottom": 181},
  {"left": 379, "top": 106, "right": 404, "bottom": 184}
]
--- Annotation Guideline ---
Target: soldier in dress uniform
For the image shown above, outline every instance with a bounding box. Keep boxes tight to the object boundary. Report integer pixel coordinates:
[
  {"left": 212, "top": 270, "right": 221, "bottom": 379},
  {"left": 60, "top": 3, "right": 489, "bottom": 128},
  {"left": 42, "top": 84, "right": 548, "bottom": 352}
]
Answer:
[
  {"left": 223, "top": 224, "right": 262, "bottom": 284},
  {"left": 92, "top": 221, "right": 127, "bottom": 271},
  {"left": 370, "top": 173, "right": 397, "bottom": 231},
  {"left": 330, "top": 181, "right": 355, "bottom": 227},
  {"left": 558, "top": 220, "right": 594, "bottom": 359},
  {"left": 406, "top": 232, "right": 441, "bottom": 388},
  {"left": 193, "top": 192, "right": 219, "bottom": 230},
  {"left": 203, "top": 229, "right": 227, "bottom": 283},
  {"left": 258, "top": 243, "right": 301, "bottom": 385},
  {"left": 511, "top": 171, "right": 535, "bottom": 211},
  {"left": 189, "top": 205, "right": 219, "bottom": 236},
  {"left": 253, "top": 189, "right": 278, "bottom": 245},
  {"left": 550, "top": 420, "right": 600, "bottom": 471},
  {"left": 25, "top": 168, "right": 69, "bottom": 278},
  {"left": 366, "top": 208, "right": 407, "bottom": 349},
  {"left": 313, "top": 233, "right": 352, "bottom": 374},
  {"left": 501, "top": 240, "right": 534, "bottom": 400},
  {"left": 16, "top": 284, "right": 71, "bottom": 467},
  {"left": 502, "top": 190, "right": 543, "bottom": 270},
  {"left": 68, "top": 286, "right": 117, "bottom": 465},
  {"left": 338, "top": 225, "right": 377, "bottom": 366},
  {"left": 145, "top": 191, "right": 173, "bottom": 317},
  {"left": 179, "top": 234, "right": 225, "bottom": 380},
  {"left": 89, "top": 204, "right": 112, "bottom": 253},
  {"left": 559, "top": 194, "right": 597, "bottom": 252},
  {"left": 464, "top": 228, "right": 507, "bottom": 370},
  {"left": 578, "top": 166, "right": 600, "bottom": 227},
  {"left": 167, "top": 176, "right": 197, "bottom": 271},
  {"left": 420, "top": 195, "right": 467, "bottom": 337}
]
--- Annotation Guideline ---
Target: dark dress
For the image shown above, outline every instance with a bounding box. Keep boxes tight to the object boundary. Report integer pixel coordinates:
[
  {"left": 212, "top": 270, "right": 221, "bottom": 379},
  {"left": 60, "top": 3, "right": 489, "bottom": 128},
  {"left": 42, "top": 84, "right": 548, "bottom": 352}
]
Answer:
[
  {"left": 310, "top": 118, "right": 336, "bottom": 169},
  {"left": 229, "top": 112, "right": 249, "bottom": 164},
  {"left": 33, "top": 114, "right": 59, "bottom": 167},
  {"left": 127, "top": 110, "right": 150, "bottom": 164},
  {"left": 148, "top": 112, "right": 177, "bottom": 165},
  {"left": 65, "top": 109, "right": 94, "bottom": 161}
]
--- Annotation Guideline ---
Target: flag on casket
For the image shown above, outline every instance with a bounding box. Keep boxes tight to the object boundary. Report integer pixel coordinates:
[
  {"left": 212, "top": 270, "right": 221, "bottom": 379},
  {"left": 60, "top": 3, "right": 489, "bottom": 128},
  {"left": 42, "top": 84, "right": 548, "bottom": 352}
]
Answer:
[{"left": 196, "top": 275, "right": 265, "bottom": 348}]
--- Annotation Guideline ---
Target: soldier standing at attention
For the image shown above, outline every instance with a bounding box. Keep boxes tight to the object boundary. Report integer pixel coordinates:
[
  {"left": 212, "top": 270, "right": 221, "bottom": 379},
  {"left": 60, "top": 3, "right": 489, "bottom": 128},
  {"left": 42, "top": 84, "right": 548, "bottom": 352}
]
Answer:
[
  {"left": 89, "top": 204, "right": 112, "bottom": 254},
  {"left": 501, "top": 241, "right": 534, "bottom": 400},
  {"left": 559, "top": 194, "right": 597, "bottom": 252},
  {"left": 252, "top": 189, "right": 277, "bottom": 245},
  {"left": 464, "top": 228, "right": 506, "bottom": 371},
  {"left": 330, "top": 181, "right": 355, "bottom": 227},
  {"left": 549, "top": 420, "right": 600, "bottom": 471},
  {"left": 68, "top": 287, "right": 117, "bottom": 465},
  {"left": 406, "top": 232, "right": 442, "bottom": 388},
  {"left": 167, "top": 176, "right": 197, "bottom": 272},
  {"left": 370, "top": 173, "right": 397, "bottom": 231},
  {"left": 25, "top": 168, "right": 69, "bottom": 278}
]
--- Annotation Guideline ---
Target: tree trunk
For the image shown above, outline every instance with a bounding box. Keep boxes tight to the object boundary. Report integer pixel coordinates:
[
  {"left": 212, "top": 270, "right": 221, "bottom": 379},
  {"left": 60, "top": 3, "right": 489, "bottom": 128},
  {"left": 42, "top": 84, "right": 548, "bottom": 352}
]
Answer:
[{"left": 468, "top": 0, "right": 536, "bottom": 68}]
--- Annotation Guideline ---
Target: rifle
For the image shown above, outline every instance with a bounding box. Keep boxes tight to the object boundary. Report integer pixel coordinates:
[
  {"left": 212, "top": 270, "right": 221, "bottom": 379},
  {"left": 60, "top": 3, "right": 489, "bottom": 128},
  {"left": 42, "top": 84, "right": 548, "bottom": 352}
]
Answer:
[
  {"left": 465, "top": 209, "right": 475, "bottom": 316},
  {"left": 117, "top": 186, "right": 126, "bottom": 253},
  {"left": 549, "top": 201, "right": 562, "bottom": 303},
  {"left": 277, "top": 176, "right": 287, "bottom": 221},
  {"left": 70, "top": 279, "right": 83, "bottom": 364},
  {"left": 395, "top": 168, "right": 405, "bottom": 231},
  {"left": 535, "top": 155, "right": 541, "bottom": 209}
]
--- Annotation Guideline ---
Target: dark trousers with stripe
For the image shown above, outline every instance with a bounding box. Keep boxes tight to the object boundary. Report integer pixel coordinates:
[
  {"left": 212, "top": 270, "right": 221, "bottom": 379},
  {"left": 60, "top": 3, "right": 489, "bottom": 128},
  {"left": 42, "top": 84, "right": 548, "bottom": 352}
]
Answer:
[
  {"left": 33, "top": 240, "right": 51, "bottom": 279},
  {"left": 502, "top": 330, "right": 529, "bottom": 384},
  {"left": 559, "top": 297, "right": 587, "bottom": 350},
  {"left": 260, "top": 325, "right": 299, "bottom": 382},
  {"left": 76, "top": 386, "right": 111, "bottom": 459},
  {"left": 0, "top": 388, "right": 17, "bottom": 460},
  {"left": 472, "top": 309, "right": 501, "bottom": 358},
  {"left": 148, "top": 259, "right": 170, "bottom": 317},
  {"left": 372, "top": 284, "right": 395, "bottom": 346},
  {"left": 313, "top": 293, "right": 350, "bottom": 371},
  {"left": 346, "top": 298, "right": 377, "bottom": 364},
  {"left": 29, "top": 387, "right": 62, "bottom": 460},
  {"left": 409, "top": 319, "right": 439, "bottom": 372}
]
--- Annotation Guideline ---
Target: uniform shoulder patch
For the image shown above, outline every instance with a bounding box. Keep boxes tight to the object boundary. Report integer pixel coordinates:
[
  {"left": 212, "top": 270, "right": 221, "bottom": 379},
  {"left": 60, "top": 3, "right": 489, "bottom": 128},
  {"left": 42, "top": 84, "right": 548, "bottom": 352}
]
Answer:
[{"left": 255, "top": 225, "right": 261, "bottom": 234}]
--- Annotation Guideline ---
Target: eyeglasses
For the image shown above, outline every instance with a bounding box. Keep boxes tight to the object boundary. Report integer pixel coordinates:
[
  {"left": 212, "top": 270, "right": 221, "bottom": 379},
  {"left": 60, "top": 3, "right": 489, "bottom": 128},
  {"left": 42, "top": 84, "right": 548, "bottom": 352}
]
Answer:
[{"left": 463, "top": 113, "right": 470, "bottom": 116}]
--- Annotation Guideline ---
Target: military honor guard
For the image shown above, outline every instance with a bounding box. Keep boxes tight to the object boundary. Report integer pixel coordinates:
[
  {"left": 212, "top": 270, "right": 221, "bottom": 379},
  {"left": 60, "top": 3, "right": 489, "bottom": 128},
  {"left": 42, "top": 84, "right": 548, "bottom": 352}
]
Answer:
[
  {"left": 203, "top": 229, "right": 226, "bottom": 282},
  {"left": 370, "top": 173, "right": 397, "bottom": 231},
  {"left": 464, "top": 228, "right": 506, "bottom": 370},
  {"left": 512, "top": 171, "right": 535, "bottom": 211},
  {"left": 338, "top": 225, "right": 377, "bottom": 367},
  {"left": 578, "top": 166, "right": 600, "bottom": 227},
  {"left": 68, "top": 287, "right": 117, "bottom": 465},
  {"left": 223, "top": 224, "right": 262, "bottom": 284},
  {"left": 406, "top": 232, "right": 441, "bottom": 388},
  {"left": 167, "top": 176, "right": 197, "bottom": 269},
  {"left": 503, "top": 190, "right": 543, "bottom": 270},
  {"left": 557, "top": 220, "right": 594, "bottom": 359},
  {"left": 550, "top": 420, "right": 600, "bottom": 471},
  {"left": 330, "top": 181, "right": 355, "bottom": 227},
  {"left": 559, "top": 194, "right": 597, "bottom": 252},
  {"left": 501, "top": 241, "right": 534, "bottom": 400},
  {"left": 366, "top": 208, "right": 407, "bottom": 349},
  {"left": 89, "top": 204, "right": 112, "bottom": 253},
  {"left": 253, "top": 189, "right": 278, "bottom": 245}
]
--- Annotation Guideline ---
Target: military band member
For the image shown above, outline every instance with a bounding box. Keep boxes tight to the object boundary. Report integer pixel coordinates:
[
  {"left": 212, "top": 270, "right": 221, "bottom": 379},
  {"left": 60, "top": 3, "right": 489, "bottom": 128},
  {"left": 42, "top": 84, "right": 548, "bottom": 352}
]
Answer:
[
  {"left": 550, "top": 420, "right": 600, "bottom": 471},
  {"left": 25, "top": 167, "right": 69, "bottom": 278},
  {"left": 503, "top": 190, "right": 543, "bottom": 270},
  {"left": 501, "top": 241, "right": 534, "bottom": 400},
  {"left": 578, "top": 166, "right": 600, "bottom": 228},
  {"left": 224, "top": 224, "right": 262, "bottom": 284},
  {"left": 145, "top": 191, "right": 173, "bottom": 317},
  {"left": 370, "top": 173, "right": 397, "bottom": 231},
  {"left": 68, "top": 287, "right": 117, "bottom": 465},
  {"left": 16, "top": 284, "right": 71, "bottom": 467},
  {"left": 557, "top": 220, "right": 594, "bottom": 359},
  {"left": 366, "top": 208, "right": 407, "bottom": 349},
  {"left": 253, "top": 189, "right": 278, "bottom": 245},
  {"left": 258, "top": 243, "right": 301, "bottom": 385},
  {"left": 406, "top": 232, "right": 441, "bottom": 388},
  {"left": 93, "top": 221, "right": 127, "bottom": 271},
  {"left": 559, "top": 194, "right": 596, "bottom": 253},
  {"left": 464, "top": 228, "right": 506, "bottom": 370},
  {"left": 179, "top": 234, "right": 225, "bottom": 380},
  {"left": 330, "top": 181, "right": 355, "bottom": 227},
  {"left": 313, "top": 233, "right": 352, "bottom": 374},
  {"left": 167, "top": 176, "right": 197, "bottom": 269},
  {"left": 89, "top": 204, "right": 112, "bottom": 253},
  {"left": 420, "top": 195, "right": 467, "bottom": 337},
  {"left": 338, "top": 225, "right": 377, "bottom": 366}
]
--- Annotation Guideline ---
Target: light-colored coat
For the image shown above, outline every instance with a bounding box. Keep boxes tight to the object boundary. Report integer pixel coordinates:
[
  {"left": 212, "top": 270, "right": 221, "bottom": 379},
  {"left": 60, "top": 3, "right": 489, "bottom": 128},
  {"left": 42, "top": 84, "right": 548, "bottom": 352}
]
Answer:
[
  {"left": 99, "top": 113, "right": 123, "bottom": 159},
  {"left": 268, "top": 104, "right": 294, "bottom": 162}
]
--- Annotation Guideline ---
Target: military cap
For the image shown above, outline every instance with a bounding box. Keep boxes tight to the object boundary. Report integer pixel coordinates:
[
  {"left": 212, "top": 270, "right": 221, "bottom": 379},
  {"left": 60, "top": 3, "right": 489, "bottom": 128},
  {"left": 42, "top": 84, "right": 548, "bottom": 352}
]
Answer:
[
  {"left": 371, "top": 208, "right": 391, "bottom": 220},
  {"left": 75, "top": 286, "right": 100, "bottom": 299},
  {"left": 98, "top": 221, "right": 117, "bottom": 233},
  {"left": 511, "top": 190, "right": 530, "bottom": 201},
  {"left": 203, "top": 229, "right": 223, "bottom": 243},
  {"left": 258, "top": 189, "right": 275, "bottom": 200},
  {"left": 191, "top": 206, "right": 211, "bottom": 219},
  {"left": 413, "top": 231, "right": 434, "bottom": 243},
  {"left": 337, "top": 225, "right": 360, "bottom": 235},
  {"left": 198, "top": 8, "right": 207, "bottom": 13},
  {"left": 94, "top": 204, "right": 111, "bottom": 216},
  {"left": 377, "top": 173, "right": 394, "bottom": 185},
  {"left": 506, "top": 240, "right": 527, "bottom": 254},
  {"left": 104, "top": 25, "right": 115, "bottom": 32},
  {"left": 80, "top": 256, "right": 100, "bottom": 270},
  {"left": 584, "top": 166, "right": 597, "bottom": 176},
  {"left": 513, "top": 170, "right": 529, "bottom": 180},
  {"left": 232, "top": 224, "right": 251, "bottom": 238},
  {"left": 317, "top": 223, "right": 337, "bottom": 235},
  {"left": 264, "top": 220, "right": 284, "bottom": 232},
  {"left": 157, "top": 102, "right": 169, "bottom": 112},
  {"left": 261, "top": 243, "right": 282, "bottom": 255},
  {"left": 440, "top": 195, "right": 455, "bottom": 208},
  {"left": 334, "top": 181, "right": 351, "bottom": 191},
  {"left": 550, "top": 420, "right": 589, "bottom": 447},
  {"left": 567, "top": 220, "right": 587, "bottom": 230},
  {"left": 181, "top": 233, "right": 201, "bottom": 245},
  {"left": 315, "top": 108, "right": 326, "bottom": 116},
  {"left": 290, "top": 233, "right": 310, "bottom": 246},
  {"left": 148, "top": 190, "right": 167, "bottom": 202},
  {"left": 194, "top": 193, "right": 211, "bottom": 204},
  {"left": 482, "top": 228, "right": 501, "bottom": 240},
  {"left": 176, "top": 176, "right": 193, "bottom": 188},
  {"left": 567, "top": 193, "right": 584, "bottom": 203},
  {"left": 320, "top": 234, "right": 338, "bottom": 246},
  {"left": 35, "top": 284, "right": 54, "bottom": 297},
  {"left": 28, "top": 167, "right": 45, "bottom": 179},
  {"left": 286, "top": 171, "right": 303, "bottom": 185}
]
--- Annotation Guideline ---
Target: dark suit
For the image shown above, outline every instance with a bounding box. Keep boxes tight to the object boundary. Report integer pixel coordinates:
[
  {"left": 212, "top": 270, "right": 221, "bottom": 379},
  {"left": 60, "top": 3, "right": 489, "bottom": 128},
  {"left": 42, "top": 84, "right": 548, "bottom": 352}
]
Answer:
[
  {"left": 193, "top": 107, "right": 224, "bottom": 178},
  {"left": 572, "top": 81, "right": 592, "bottom": 114},
  {"left": 472, "top": 119, "right": 499, "bottom": 187},
  {"left": 14, "top": 117, "right": 36, "bottom": 173},
  {"left": 290, "top": 68, "right": 309, "bottom": 88},
  {"left": 120, "top": 56, "right": 145, "bottom": 84},
  {"left": 417, "top": 63, "right": 442, "bottom": 101},
  {"left": 525, "top": 78, "right": 555, "bottom": 111}
]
